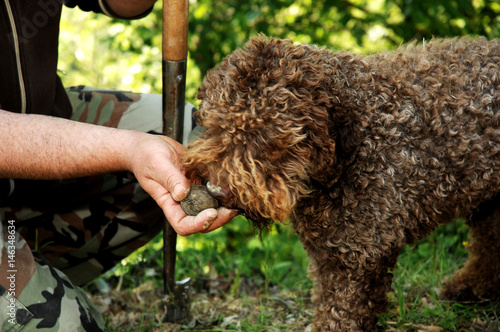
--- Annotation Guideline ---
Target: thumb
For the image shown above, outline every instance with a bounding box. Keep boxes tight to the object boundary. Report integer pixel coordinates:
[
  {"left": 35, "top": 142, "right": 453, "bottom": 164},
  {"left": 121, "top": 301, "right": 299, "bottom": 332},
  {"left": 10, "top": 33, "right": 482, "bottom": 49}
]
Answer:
[
  {"left": 156, "top": 136, "right": 191, "bottom": 201},
  {"left": 171, "top": 181, "right": 190, "bottom": 202},
  {"left": 158, "top": 159, "right": 190, "bottom": 202}
]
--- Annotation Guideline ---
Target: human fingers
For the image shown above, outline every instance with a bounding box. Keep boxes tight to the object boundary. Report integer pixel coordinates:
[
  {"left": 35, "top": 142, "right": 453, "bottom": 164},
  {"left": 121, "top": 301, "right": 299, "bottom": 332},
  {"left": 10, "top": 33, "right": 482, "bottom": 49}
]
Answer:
[
  {"left": 161, "top": 196, "right": 217, "bottom": 236},
  {"left": 151, "top": 137, "right": 191, "bottom": 201},
  {"left": 200, "top": 207, "right": 238, "bottom": 233},
  {"left": 131, "top": 134, "right": 190, "bottom": 202},
  {"left": 163, "top": 202, "right": 238, "bottom": 236}
]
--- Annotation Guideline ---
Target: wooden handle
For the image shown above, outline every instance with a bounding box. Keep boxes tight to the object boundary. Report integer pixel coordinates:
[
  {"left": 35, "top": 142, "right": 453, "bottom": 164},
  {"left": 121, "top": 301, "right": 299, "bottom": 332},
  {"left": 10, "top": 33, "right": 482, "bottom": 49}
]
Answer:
[{"left": 163, "top": 0, "right": 188, "bottom": 61}]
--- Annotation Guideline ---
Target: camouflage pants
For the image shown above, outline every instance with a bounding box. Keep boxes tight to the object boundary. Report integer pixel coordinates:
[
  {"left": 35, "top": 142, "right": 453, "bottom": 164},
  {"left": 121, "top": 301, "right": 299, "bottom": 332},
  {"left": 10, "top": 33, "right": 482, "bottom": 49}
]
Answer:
[{"left": 0, "top": 86, "right": 195, "bottom": 331}]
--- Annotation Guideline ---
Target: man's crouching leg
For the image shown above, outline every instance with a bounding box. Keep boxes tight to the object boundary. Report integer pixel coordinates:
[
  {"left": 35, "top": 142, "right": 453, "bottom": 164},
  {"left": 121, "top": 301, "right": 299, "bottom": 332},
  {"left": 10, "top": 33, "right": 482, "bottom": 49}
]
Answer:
[{"left": 0, "top": 226, "right": 104, "bottom": 331}]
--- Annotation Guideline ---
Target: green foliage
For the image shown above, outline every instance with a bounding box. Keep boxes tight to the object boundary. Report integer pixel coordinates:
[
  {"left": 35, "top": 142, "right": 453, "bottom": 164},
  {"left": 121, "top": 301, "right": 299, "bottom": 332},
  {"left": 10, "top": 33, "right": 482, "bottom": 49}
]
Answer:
[
  {"left": 182, "top": 218, "right": 310, "bottom": 293},
  {"left": 106, "top": 216, "right": 311, "bottom": 292},
  {"left": 379, "top": 221, "right": 499, "bottom": 331},
  {"left": 59, "top": 0, "right": 500, "bottom": 105},
  {"left": 59, "top": 4, "right": 202, "bottom": 103}
]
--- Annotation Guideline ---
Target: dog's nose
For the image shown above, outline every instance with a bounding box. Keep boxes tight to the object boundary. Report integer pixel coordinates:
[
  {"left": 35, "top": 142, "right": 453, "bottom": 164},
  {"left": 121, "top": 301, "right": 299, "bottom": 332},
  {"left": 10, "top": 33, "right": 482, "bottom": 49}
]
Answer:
[{"left": 206, "top": 182, "right": 229, "bottom": 198}]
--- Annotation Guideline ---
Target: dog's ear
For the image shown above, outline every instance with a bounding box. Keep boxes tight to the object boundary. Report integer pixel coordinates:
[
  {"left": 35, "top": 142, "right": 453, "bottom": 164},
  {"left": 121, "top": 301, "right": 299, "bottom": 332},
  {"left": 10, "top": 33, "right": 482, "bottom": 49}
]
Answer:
[{"left": 309, "top": 106, "right": 363, "bottom": 187}]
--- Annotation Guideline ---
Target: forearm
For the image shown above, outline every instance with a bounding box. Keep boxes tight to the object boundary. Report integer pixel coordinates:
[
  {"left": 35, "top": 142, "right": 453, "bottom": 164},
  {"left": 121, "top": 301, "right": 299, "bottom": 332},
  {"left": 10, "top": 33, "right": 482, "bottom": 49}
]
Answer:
[
  {"left": 0, "top": 110, "right": 236, "bottom": 235},
  {"left": 105, "top": 0, "right": 157, "bottom": 18},
  {"left": 0, "top": 110, "right": 135, "bottom": 179}
]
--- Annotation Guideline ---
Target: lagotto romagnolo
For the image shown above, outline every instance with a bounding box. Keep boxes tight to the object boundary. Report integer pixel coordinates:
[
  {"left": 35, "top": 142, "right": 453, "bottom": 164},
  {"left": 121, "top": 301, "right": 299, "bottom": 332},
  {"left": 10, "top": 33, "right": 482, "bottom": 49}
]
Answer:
[{"left": 184, "top": 35, "right": 500, "bottom": 331}]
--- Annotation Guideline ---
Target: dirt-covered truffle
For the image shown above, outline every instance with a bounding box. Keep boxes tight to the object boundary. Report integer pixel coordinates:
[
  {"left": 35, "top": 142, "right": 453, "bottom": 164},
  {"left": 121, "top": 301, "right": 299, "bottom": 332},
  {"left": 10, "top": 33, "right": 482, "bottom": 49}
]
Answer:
[{"left": 180, "top": 184, "right": 219, "bottom": 216}]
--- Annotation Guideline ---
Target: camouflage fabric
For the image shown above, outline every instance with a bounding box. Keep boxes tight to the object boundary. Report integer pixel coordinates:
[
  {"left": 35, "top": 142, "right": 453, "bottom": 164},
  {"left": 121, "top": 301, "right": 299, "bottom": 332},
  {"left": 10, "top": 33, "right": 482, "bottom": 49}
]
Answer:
[
  {"left": 0, "top": 225, "right": 103, "bottom": 331},
  {"left": 67, "top": 85, "right": 195, "bottom": 144},
  {"left": 0, "top": 86, "right": 196, "bottom": 331}
]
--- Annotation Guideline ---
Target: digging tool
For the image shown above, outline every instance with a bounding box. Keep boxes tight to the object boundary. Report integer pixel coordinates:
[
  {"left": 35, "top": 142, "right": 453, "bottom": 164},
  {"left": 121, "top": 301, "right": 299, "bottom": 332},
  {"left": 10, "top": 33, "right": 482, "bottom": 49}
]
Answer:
[{"left": 162, "top": 0, "right": 191, "bottom": 323}]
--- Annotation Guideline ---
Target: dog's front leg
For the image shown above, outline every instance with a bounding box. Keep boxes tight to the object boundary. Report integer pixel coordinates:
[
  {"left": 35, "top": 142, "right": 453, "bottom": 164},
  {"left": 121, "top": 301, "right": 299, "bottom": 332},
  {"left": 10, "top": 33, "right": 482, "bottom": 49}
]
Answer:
[
  {"left": 300, "top": 234, "right": 402, "bottom": 332},
  {"left": 294, "top": 218, "right": 404, "bottom": 331}
]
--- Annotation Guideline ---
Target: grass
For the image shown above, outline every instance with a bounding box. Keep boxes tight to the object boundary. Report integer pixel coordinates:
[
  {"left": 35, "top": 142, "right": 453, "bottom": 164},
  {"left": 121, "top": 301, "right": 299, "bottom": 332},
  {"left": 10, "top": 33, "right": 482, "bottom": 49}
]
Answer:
[
  {"left": 379, "top": 220, "right": 499, "bottom": 331},
  {"left": 87, "top": 218, "right": 499, "bottom": 331}
]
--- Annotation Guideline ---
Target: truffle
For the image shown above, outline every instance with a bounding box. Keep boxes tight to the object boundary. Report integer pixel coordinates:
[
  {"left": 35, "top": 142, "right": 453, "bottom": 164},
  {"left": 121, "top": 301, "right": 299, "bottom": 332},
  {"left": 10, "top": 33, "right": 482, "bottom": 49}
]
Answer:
[{"left": 180, "top": 184, "right": 219, "bottom": 216}]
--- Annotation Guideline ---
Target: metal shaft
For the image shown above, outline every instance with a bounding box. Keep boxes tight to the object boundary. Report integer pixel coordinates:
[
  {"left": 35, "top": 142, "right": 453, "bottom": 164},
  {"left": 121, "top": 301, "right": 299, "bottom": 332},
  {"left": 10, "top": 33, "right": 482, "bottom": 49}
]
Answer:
[{"left": 162, "top": 0, "right": 188, "bottom": 295}]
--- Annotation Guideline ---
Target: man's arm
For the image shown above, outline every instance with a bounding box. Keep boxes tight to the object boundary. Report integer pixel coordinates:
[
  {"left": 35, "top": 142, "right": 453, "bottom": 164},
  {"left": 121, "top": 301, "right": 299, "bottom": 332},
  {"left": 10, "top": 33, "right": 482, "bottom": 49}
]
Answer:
[
  {"left": 0, "top": 110, "right": 235, "bottom": 235},
  {"left": 104, "top": 0, "right": 157, "bottom": 18},
  {"left": 64, "top": 0, "right": 156, "bottom": 19}
]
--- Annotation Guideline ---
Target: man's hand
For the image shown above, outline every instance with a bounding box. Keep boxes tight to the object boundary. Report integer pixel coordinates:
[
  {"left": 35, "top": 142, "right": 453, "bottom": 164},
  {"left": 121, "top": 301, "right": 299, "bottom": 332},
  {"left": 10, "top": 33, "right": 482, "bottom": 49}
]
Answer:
[{"left": 126, "top": 133, "right": 237, "bottom": 235}]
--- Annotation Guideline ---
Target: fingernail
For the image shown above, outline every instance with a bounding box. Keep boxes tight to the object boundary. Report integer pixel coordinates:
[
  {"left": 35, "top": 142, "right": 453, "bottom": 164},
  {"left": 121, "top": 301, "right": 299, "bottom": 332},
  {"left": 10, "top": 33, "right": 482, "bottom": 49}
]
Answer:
[
  {"left": 172, "top": 184, "right": 189, "bottom": 202},
  {"left": 202, "top": 210, "right": 218, "bottom": 230}
]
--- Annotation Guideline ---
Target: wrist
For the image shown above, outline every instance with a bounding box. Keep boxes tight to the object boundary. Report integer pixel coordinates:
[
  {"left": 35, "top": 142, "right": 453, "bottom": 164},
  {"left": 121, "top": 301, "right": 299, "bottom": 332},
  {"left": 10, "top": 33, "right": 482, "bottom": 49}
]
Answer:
[{"left": 112, "top": 129, "right": 146, "bottom": 173}]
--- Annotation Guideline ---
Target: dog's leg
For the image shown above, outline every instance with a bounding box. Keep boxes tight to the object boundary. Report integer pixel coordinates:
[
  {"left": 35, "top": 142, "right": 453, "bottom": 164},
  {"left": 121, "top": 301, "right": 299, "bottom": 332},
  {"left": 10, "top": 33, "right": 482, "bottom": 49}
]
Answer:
[
  {"left": 294, "top": 215, "right": 404, "bottom": 332},
  {"left": 443, "top": 194, "right": 500, "bottom": 301},
  {"left": 305, "top": 248, "right": 398, "bottom": 331}
]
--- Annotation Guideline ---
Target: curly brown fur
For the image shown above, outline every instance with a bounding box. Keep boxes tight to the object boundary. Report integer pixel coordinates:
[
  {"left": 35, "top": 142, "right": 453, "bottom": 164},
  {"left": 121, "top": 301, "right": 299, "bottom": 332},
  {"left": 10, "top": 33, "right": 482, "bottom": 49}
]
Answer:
[{"left": 183, "top": 35, "right": 500, "bottom": 331}]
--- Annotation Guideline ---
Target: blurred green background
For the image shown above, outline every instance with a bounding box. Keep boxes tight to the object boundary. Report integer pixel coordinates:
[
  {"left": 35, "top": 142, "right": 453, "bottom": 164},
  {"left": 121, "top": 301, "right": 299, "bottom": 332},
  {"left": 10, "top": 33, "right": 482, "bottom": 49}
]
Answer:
[{"left": 58, "top": 0, "right": 500, "bottom": 107}]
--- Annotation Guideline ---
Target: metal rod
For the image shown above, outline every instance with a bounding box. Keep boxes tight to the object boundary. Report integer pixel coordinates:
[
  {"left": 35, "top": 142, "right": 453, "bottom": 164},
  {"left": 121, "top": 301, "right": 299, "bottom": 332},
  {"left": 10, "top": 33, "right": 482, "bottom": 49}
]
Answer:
[
  {"left": 163, "top": 61, "right": 186, "bottom": 142},
  {"left": 162, "top": 0, "right": 189, "bottom": 295}
]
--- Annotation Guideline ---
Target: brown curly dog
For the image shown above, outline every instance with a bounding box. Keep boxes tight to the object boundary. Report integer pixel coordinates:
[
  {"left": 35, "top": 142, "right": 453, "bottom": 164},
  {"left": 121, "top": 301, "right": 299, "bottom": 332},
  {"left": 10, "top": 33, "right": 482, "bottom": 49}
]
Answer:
[{"left": 183, "top": 35, "right": 500, "bottom": 331}]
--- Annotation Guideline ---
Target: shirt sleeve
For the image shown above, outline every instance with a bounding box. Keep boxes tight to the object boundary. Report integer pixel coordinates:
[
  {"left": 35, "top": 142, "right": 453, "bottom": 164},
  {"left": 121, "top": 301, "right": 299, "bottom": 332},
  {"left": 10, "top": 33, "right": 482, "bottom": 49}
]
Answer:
[{"left": 63, "top": 0, "right": 153, "bottom": 19}]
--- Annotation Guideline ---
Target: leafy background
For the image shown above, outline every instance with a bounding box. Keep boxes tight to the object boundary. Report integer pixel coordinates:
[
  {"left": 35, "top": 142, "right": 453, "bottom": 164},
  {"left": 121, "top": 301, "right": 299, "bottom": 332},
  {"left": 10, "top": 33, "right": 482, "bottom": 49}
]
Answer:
[
  {"left": 57, "top": 0, "right": 500, "bottom": 331},
  {"left": 59, "top": 0, "right": 500, "bottom": 105}
]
